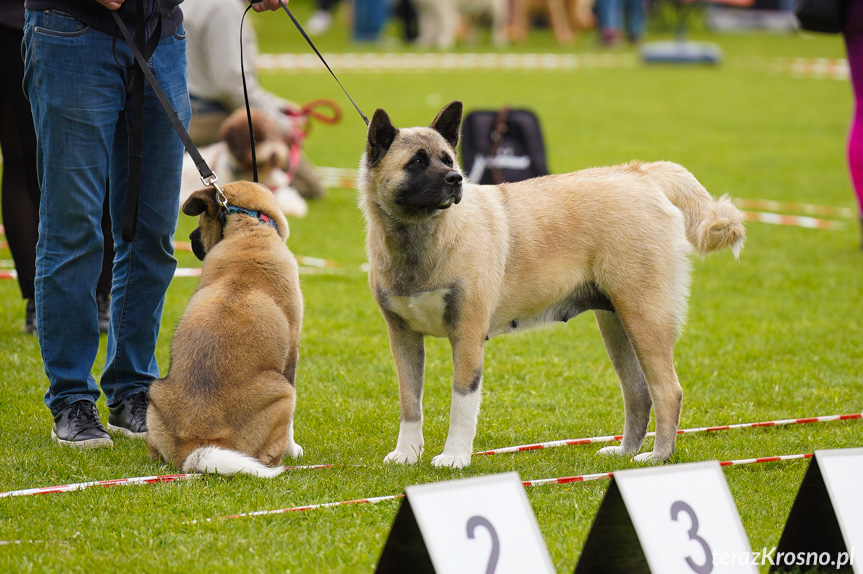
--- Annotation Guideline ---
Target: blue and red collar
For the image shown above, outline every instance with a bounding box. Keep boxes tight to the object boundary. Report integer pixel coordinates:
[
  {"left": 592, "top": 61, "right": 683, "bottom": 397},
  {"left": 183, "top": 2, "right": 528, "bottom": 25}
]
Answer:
[{"left": 219, "top": 205, "right": 279, "bottom": 230}]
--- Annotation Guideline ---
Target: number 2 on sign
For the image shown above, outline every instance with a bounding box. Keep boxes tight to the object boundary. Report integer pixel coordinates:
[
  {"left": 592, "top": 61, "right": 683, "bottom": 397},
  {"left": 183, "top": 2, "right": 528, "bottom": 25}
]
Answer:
[
  {"left": 670, "top": 501, "right": 713, "bottom": 574},
  {"left": 466, "top": 515, "right": 500, "bottom": 574}
]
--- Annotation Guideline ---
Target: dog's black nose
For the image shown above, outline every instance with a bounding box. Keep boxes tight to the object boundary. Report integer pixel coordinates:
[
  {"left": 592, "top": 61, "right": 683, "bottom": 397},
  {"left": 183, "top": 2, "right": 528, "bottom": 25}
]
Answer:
[{"left": 445, "top": 171, "right": 463, "bottom": 187}]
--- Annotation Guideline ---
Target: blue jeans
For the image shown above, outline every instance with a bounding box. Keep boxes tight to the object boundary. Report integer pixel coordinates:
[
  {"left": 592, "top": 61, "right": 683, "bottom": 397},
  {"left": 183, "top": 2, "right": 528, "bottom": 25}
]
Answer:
[
  {"left": 353, "top": 0, "right": 389, "bottom": 42},
  {"left": 22, "top": 9, "right": 190, "bottom": 415},
  {"left": 596, "top": 0, "right": 645, "bottom": 38}
]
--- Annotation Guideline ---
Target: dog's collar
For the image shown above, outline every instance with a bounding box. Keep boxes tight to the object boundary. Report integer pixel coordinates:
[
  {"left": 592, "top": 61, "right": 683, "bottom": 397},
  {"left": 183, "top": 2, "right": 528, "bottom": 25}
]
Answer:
[
  {"left": 379, "top": 204, "right": 412, "bottom": 225},
  {"left": 219, "top": 205, "right": 279, "bottom": 230}
]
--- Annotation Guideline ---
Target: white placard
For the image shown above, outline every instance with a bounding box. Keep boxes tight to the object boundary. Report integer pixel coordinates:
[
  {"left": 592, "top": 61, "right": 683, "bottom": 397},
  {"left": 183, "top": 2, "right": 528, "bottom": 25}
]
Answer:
[
  {"left": 817, "top": 448, "right": 863, "bottom": 565},
  {"left": 576, "top": 461, "right": 756, "bottom": 574},
  {"left": 773, "top": 448, "right": 863, "bottom": 573},
  {"left": 376, "top": 472, "right": 555, "bottom": 574}
]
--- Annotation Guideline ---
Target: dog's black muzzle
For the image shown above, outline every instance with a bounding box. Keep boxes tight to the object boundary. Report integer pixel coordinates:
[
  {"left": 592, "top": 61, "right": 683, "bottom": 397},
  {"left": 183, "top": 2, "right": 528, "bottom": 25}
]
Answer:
[
  {"left": 439, "top": 170, "right": 463, "bottom": 209},
  {"left": 396, "top": 170, "right": 464, "bottom": 212},
  {"left": 189, "top": 228, "right": 207, "bottom": 261}
]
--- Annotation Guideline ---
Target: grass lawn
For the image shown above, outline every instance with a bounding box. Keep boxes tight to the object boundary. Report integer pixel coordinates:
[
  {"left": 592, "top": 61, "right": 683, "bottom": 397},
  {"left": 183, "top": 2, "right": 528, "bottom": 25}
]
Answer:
[{"left": 1, "top": 4, "right": 861, "bottom": 572}]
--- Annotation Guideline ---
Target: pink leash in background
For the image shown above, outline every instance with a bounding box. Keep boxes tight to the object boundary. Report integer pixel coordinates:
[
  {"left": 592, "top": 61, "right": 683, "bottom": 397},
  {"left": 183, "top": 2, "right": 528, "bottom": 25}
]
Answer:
[{"left": 282, "top": 99, "right": 342, "bottom": 184}]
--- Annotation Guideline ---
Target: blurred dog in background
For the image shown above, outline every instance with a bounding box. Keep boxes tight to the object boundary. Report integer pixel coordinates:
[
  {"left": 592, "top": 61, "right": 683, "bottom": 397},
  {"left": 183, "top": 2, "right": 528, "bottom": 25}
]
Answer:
[
  {"left": 181, "top": 108, "right": 309, "bottom": 218},
  {"left": 509, "top": 0, "right": 596, "bottom": 44},
  {"left": 414, "top": 0, "right": 509, "bottom": 49}
]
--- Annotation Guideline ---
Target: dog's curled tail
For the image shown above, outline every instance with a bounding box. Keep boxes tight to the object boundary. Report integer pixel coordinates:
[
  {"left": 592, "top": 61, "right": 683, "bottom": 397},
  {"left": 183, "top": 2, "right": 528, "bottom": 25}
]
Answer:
[
  {"left": 648, "top": 161, "right": 746, "bottom": 258},
  {"left": 182, "top": 446, "right": 285, "bottom": 478}
]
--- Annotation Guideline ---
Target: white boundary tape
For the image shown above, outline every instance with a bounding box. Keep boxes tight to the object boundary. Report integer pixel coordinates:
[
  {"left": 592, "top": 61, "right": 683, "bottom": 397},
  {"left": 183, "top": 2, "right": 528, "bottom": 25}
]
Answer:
[
  {"left": 742, "top": 210, "right": 844, "bottom": 230},
  {"left": 258, "top": 52, "right": 638, "bottom": 73},
  {"left": 3, "top": 413, "right": 853, "bottom": 500},
  {"left": 0, "top": 464, "right": 336, "bottom": 499},
  {"left": 733, "top": 198, "right": 856, "bottom": 220},
  {"left": 196, "top": 453, "right": 814, "bottom": 523},
  {"left": 474, "top": 413, "right": 862, "bottom": 456},
  {"left": 0, "top": 453, "right": 822, "bottom": 544},
  {"left": 739, "top": 56, "right": 850, "bottom": 81},
  {"left": 314, "top": 167, "right": 853, "bottom": 231},
  {"left": 256, "top": 53, "right": 848, "bottom": 80}
]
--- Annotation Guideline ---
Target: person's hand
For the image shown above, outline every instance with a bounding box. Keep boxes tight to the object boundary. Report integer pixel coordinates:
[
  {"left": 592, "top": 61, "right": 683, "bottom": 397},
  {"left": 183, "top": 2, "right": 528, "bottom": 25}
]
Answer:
[
  {"left": 96, "top": 0, "right": 125, "bottom": 9},
  {"left": 251, "top": 0, "right": 287, "bottom": 12}
]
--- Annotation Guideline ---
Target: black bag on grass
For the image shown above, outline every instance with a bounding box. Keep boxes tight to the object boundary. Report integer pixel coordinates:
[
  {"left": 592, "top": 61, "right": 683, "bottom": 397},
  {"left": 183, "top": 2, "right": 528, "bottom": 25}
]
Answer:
[
  {"left": 794, "top": 0, "right": 844, "bottom": 34},
  {"left": 460, "top": 107, "right": 549, "bottom": 185}
]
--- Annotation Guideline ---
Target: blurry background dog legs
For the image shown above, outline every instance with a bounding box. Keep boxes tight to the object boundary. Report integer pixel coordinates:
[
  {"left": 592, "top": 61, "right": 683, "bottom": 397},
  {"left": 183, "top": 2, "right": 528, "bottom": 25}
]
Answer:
[{"left": 306, "top": 0, "right": 341, "bottom": 36}]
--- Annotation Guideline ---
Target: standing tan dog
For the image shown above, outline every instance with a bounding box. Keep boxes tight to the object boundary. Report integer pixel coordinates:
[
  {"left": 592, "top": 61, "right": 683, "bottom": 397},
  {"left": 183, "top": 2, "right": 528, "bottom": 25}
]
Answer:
[
  {"left": 359, "top": 101, "right": 745, "bottom": 468},
  {"left": 146, "top": 181, "right": 304, "bottom": 478},
  {"left": 414, "top": 0, "right": 509, "bottom": 49}
]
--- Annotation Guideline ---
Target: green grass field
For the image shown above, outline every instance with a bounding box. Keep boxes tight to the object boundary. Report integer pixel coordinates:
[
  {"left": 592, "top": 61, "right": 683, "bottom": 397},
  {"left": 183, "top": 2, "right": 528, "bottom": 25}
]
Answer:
[{"left": 1, "top": 3, "right": 861, "bottom": 572}]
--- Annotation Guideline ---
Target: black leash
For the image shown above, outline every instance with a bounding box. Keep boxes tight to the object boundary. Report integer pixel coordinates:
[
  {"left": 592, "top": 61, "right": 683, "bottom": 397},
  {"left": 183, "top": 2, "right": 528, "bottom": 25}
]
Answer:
[
  {"left": 111, "top": 0, "right": 367, "bottom": 242},
  {"left": 254, "top": 0, "right": 369, "bottom": 127},
  {"left": 111, "top": 6, "right": 227, "bottom": 242},
  {"left": 240, "top": 1, "right": 367, "bottom": 186},
  {"left": 240, "top": 4, "right": 259, "bottom": 183}
]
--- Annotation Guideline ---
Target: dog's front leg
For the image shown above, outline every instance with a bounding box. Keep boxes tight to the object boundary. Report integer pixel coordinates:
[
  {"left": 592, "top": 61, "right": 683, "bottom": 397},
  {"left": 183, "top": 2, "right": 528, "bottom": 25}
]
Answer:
[
  {"left": 432, "top": 335, "right": 485, "bottom": 469},
  {"left": 383, "top": 313, "right": 426, "bottom": 465}
]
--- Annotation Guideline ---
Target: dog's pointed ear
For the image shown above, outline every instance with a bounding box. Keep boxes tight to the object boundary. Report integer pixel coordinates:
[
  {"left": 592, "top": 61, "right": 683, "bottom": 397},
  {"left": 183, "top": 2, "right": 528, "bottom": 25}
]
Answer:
[
  {"left": 430, "top": 101, "right": 463, "bottom": 150},
  {"left": 366, "top": 108, "right": 399, "bottom": 167},
  {"left": 182, "top": 187, "right": 219, "bottom": 217}
]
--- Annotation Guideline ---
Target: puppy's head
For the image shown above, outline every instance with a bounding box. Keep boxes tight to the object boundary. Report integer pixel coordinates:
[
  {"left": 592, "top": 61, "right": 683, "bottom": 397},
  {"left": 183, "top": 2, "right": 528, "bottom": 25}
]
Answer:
[
  {"left": 219, "top": 108, "right": 289, "bottom": 175},
  {"left": 182, "top": 181, "right": 290, "bottom": 261},
  {"left": 360, "top": 101, "right": 464, "bottom": 223}
]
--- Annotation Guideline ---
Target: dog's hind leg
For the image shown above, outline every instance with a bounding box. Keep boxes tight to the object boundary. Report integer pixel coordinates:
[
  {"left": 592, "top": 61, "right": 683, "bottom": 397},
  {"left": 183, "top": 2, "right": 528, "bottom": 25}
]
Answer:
[
  {"left": 594, "top": 309, "right": 652, "bottom": 457},
  {"left": 615, "top": 306, "right": 683, "bottom": 463},
  {"left": 383, "top": 313, "right": 427, "bottom": 465},
  {"left": 432, "top": 334, "right": 486, "bottom": 469}
]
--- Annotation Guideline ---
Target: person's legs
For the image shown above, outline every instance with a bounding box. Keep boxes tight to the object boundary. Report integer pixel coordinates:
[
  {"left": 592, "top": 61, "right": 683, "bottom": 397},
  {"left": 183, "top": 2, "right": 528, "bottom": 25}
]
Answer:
[
  {"left": 23, "top": 9, "right": 123, "bottom": 415},
  {"left": 595, "top": 0, "right": 623, "bottom": 45},
  {"left": 844, "top": 12, "right": 863, "bottom": 232},
  {"left": 101, "top": 26, "right": 189, "bottom": 408},
  {"left": 624, "top": 0, "right": 646, "bottom": 43},
  {"left": 353, "top": 0, "right": 389, "bottom": 42},
  {"left": 0, "top": 26, "right": 40, "bottom": 323}
]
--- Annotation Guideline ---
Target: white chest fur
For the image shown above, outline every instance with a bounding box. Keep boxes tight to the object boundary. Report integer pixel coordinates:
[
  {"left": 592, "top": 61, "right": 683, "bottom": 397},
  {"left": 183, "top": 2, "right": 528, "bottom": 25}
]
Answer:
[{"left": 386, "top": 288, "right": 451, "bottom": 338}]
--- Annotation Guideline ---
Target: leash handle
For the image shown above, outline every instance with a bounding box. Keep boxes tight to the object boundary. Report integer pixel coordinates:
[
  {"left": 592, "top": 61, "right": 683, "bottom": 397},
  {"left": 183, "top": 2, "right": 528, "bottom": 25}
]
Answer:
[
  {"left": 273, "top": 0, "right": 369, "bottom": 127},
  {"left": 286, "top": 98, "right": 343, "bottom": 127},
  {"left": 109, "top": 11, "right": 228, "bottom": 209}
]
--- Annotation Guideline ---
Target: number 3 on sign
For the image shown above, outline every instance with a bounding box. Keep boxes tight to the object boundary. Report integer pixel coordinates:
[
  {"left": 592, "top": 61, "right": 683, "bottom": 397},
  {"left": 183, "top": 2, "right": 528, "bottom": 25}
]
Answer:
[
  {"left": 671, "top": 501, "right": 713, "bottom": 574},
  {"left": 613, "top": 461, "right": 756, "bottom": 574}
]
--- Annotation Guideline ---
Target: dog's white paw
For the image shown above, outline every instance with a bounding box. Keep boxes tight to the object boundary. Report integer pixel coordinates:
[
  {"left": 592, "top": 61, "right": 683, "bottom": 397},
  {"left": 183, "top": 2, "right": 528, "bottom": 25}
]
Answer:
[
  {"left": 384, "top": 450, "right": 420, "bottom": 465},
  {"left": 634, "top": 451, "right": 663, "bottom": 463},
  {"left": 431, "top": 453, "right": 471, "bottom": 469},
  {"left": 287, "top": 442, "right": 304, "bottom": 459},
  {"left": 597, "top": 445, "right": 627, "bottom": 457}
]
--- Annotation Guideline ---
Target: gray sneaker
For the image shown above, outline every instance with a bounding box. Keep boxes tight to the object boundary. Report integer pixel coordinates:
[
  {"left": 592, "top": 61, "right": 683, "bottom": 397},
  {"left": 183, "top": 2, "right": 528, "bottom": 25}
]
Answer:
[
  {"left": 107, "top": 391, "right": 149, "bottom": 438},
  {"left": 52, "top": 401, "right": 113, "bottom": 449}
]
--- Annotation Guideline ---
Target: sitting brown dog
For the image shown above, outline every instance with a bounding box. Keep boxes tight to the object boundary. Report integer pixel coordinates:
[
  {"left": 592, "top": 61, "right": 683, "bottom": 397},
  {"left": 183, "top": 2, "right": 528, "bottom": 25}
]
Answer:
[{"left": 146, "top": 181, "right": 304, "bottom": 478}]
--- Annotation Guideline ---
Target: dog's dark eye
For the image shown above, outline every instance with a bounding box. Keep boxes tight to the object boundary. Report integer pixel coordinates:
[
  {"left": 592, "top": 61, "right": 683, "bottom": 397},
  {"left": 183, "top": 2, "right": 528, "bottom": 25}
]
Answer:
[
  {"left": 441, "top": 154, "right": 453, "bottom": 167},
  {"left": 408, "top": 152, "right": 428, "bottom": 169}
]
